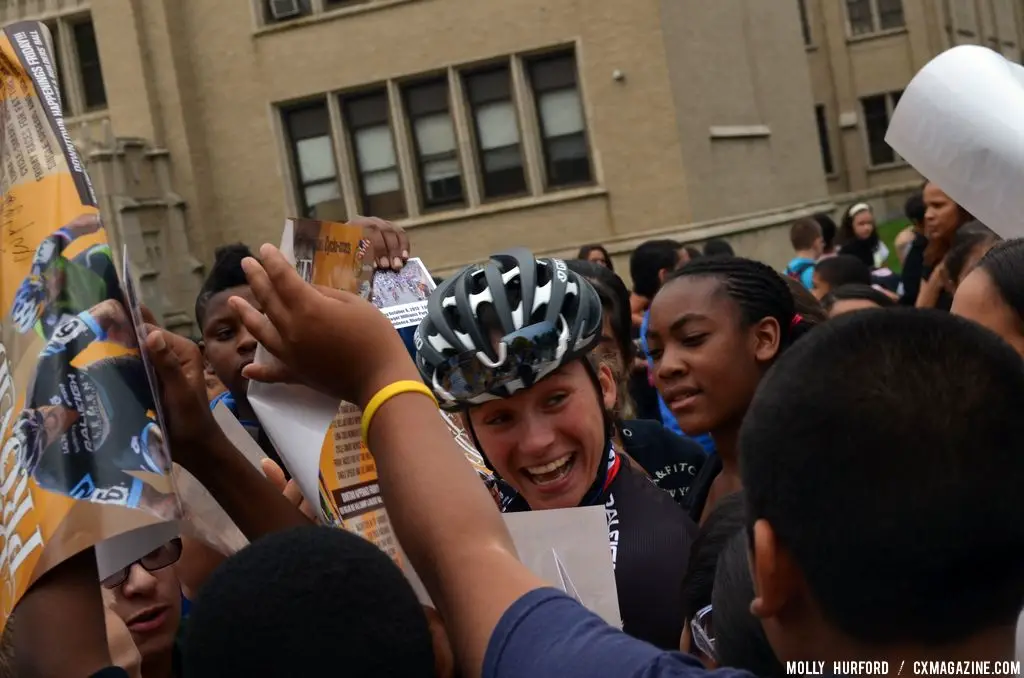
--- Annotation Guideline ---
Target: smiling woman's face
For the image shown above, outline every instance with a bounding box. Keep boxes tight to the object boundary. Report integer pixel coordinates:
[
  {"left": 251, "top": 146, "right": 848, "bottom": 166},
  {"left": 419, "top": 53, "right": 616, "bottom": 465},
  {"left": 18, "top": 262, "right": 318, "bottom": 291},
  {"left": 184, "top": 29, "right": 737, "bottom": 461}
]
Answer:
[
  {"left": 646, "top": 276, "right": 779, "bottom": 437},
  {"left": 467, "top": 360, "right": 615, "bottom": 510}
]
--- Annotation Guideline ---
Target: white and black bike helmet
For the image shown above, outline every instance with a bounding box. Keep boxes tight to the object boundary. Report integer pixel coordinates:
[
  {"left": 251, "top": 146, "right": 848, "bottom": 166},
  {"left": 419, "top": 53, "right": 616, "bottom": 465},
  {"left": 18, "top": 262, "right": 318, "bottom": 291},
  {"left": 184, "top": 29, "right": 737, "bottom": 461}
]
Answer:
[{"left": 415, "top": 248, "right": 603, "bottom": 411}]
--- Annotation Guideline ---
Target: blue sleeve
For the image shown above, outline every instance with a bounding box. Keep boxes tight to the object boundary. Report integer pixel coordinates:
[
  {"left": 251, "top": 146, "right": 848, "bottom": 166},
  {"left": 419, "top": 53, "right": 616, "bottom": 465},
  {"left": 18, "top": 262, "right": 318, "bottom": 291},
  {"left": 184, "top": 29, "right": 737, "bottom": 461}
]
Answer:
[
  {"left": 89, "top": 668, "right": 130, "bottom": 678},
  {"left": 801, "top": 266, "right": 815, "bottom": 290},
  {"left": 640, "top": 310, "right": 651, "bottom": 358},
  {"left": 658, "top": 395, "right": 684, "bottom": 436},
  {"left": 484, "top": 588, "right": 748, "bottom": 678}
]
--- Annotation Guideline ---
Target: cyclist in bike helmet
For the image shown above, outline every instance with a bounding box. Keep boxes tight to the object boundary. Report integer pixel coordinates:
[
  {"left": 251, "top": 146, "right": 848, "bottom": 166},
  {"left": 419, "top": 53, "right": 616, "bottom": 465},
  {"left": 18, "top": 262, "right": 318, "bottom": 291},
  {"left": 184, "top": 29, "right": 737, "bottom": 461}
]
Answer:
[
  {"left": 415, "top": 248, "right": 698, "bottom": 650},
  {"left": 10, "top": 275, "right": 47, "bottom": 333}
]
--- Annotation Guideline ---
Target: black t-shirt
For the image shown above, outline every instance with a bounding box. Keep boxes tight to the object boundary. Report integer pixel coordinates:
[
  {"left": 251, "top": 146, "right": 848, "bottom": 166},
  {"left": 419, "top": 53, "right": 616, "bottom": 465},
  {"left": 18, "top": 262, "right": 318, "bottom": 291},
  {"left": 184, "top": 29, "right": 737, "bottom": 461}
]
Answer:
[
  {"left": 619, "top": 419, "right": 706, "bottom": 511},
  {"left": 500, "top": 456, "right": 698, "bottom": 650}
]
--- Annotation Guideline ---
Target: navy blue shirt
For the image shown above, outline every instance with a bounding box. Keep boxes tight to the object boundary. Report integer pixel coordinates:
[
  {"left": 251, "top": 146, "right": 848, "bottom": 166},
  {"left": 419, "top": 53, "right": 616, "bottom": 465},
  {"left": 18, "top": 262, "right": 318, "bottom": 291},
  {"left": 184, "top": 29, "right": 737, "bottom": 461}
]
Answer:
[{"left": 485, "top": 588, "right": 753, "bottom": 678}]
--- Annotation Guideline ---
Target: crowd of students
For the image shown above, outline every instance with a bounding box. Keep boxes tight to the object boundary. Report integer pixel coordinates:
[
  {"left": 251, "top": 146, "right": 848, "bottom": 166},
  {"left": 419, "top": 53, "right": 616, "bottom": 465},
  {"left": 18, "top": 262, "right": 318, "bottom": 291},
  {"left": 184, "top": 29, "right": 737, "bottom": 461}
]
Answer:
[{"left": 5, "top": 183, "right": 1024, "bottom": 678}]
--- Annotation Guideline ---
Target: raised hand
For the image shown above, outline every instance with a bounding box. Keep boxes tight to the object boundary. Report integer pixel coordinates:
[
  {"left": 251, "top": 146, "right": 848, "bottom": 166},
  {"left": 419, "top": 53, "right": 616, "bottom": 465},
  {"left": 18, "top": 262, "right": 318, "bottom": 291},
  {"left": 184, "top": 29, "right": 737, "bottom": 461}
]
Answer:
[
  {"left": 229, "top": 244, "right": 419, "bottom": 409},
  {"left": 350, "top": 215, "right": 409, "bottom": 271}
]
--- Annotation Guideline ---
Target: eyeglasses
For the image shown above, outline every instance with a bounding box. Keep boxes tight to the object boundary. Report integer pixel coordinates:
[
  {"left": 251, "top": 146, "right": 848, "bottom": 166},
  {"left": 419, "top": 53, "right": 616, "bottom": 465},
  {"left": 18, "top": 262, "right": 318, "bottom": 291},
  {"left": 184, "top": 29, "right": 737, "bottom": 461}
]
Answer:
[
  {"left": 101, "top": 538, "right": 183, "bottom": 589},
  {"left": 691, "top": 604, "right": 715, "bottom": 660},
  {"left": 438, "top": 321, "right": 564, "bottom": 404}
]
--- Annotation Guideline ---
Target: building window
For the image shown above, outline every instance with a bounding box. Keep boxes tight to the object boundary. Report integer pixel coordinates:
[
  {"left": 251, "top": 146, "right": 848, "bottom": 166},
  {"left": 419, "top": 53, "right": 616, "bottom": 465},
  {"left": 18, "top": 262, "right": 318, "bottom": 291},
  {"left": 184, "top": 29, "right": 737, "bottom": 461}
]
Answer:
[
  {"left": 814, "top": 105, "right": 834, "bottom": 175},
  {"left": 283, "top": 102, "right": 342, "bottom": 216},
  {"left": 264, "top": 0, "right": 313, "bottom": 22},
  {"left": 344, "top": 90, "right": 406, "bottom": 219},
  {"left": 845, "top": 0, "right": 904, "bottom": 36},
  {"left": 465, "top": 65, "right": 528, "bottom": 199},
  {"left": 43, "top": 22, "right": 70, "bottom": 116},
  {"left": 404, "top": 78, "right": 464, "bottom": 210},
  {"left": 528, "top": 52, "right": 592, "bottom": 189},
  {"left": 71, "top": 20, "right": 106, "bottom": 111},
  {"left": 861, "top": 92, "right": 902, "bottom": 166},
  {"left": 798, "top": 0, "right": 813, "bottom": 45}
]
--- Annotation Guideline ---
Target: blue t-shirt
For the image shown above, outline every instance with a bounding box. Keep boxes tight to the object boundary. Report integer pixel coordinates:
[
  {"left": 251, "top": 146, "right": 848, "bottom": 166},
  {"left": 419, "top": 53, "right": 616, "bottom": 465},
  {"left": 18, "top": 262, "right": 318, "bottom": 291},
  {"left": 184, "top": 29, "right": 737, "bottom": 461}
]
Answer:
[
  {"left": 640, "top": 310, "right": 716, "bottom": 456},
  {"left": 484, "top": 588, "right": 753, "bottom": 678},
  {"left": 785, "top": 256, "right": 816, "bottom": 290}
]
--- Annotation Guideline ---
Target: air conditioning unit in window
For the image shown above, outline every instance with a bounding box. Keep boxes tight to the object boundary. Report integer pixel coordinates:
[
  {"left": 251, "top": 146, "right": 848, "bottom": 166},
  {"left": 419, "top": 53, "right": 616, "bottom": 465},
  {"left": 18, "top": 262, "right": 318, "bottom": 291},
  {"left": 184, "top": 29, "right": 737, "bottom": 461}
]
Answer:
[{"left": 268, "top": 0, "right": 303, "bottom": 20}]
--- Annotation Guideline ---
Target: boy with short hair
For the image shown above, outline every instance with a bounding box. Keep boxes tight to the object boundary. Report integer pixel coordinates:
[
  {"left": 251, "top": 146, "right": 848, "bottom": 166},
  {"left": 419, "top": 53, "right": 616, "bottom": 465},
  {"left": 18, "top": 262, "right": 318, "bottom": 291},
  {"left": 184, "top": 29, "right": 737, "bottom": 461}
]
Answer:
[{"left": 784, "top": 218, "right": 824, "bottom": 290}]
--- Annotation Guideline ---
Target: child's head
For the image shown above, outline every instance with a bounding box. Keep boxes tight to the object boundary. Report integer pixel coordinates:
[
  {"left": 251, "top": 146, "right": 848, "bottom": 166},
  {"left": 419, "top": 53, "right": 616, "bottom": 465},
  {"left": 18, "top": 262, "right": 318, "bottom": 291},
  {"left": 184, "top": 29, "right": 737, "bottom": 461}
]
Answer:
[
  {"left": 812, "top": 213, "right": 838, "bottom": 254},
  {"left": 953, "top": 238, "right": 1024, "bottom": 358},
  {"left": 840, "top": 202, "right": 878, "bottom": 246},
  {"left": 183, "top": 526, "right": 437, "bottom": 677},
  {"left": 824, "top": 283, "right": 895, "bottom": 318},
  {"left": 810, "top": 254, "right": 871, "bottom": 300},
  {"left": 195, "top": 244, "right": 259, "bottom": 401},
  {"left": 630, "top": 239, "right": 681, "bottom": 299},
  {"left": 741, "top": 309, "right": 1024, "bottom": 662},
  {"left": 789, "top": 218, "right": 823, "bottom": 257},
  {"left": 646, "top": 257, "right": 812, "bottom": 439}
]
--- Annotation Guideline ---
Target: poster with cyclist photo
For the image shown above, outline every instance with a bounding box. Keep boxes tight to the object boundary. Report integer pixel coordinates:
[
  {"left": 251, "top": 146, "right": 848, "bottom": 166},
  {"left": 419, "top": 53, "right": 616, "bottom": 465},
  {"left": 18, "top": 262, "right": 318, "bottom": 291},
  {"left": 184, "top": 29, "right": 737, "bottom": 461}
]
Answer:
[{"left": 0, "top": 21, "right": 180, "bottom": 632}]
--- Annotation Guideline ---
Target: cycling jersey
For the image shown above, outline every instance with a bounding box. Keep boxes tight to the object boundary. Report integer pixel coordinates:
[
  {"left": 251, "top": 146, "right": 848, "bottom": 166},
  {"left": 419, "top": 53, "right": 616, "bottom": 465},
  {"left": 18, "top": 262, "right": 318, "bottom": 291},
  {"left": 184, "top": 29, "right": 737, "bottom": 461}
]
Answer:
[
  {"left": 498, "top": 448, "right": 698, "bottom": 650},
  {"left": 30, "top": 241, "right": 120, "bottom": 339},
  {"left": 25, "top": 310, "right": 162, "bottom": 507}
]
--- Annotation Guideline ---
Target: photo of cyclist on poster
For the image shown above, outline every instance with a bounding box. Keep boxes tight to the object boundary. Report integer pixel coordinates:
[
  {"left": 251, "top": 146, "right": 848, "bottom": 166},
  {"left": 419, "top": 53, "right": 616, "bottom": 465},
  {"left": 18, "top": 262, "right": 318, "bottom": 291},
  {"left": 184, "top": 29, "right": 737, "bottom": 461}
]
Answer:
[
  {"left": 12, "top": 297, "right": 175, "bottom": 517},
  {"left": 9, "top": 213, "right": 122, "bottom": 340}
]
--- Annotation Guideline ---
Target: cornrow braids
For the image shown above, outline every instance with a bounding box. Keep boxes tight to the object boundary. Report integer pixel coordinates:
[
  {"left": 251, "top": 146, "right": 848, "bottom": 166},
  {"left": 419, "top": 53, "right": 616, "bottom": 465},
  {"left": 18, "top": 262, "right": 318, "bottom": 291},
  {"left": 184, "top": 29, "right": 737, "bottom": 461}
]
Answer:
[{"left": 665, "top": 255, "right": 810, "bottom": 351}]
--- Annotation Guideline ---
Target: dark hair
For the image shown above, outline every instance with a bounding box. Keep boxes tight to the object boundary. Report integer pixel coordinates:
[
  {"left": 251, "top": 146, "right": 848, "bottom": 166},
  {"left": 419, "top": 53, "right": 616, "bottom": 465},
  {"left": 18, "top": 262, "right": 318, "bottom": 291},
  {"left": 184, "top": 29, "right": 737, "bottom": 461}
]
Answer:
[
  {"left": 839, "top": 203, "right": 879, "bottom": 251},
  {"left": 577, "top": 244, "right": 614, "bottom": 272},
  {"left": 922, "top": 180, "right": 973, "bottom": 267},
  {"left": 790, "top": 218, "right": 822, "bottom": 251},
  {"left": 945, "top": 226, "right": 1000, "bottom": 286},
  {"left": 784, "top": 277, "right": 828, "bottom": 325},
  {"left": 814, "top": 255, "right": 871, "bottom": 290},
  {"left": 975, "top": 238, "right": 1024, "bottom": 318},
  {"left": 664, "top": 256, "right": 813, "bottom": 352},
  {"left": 567, "top": 259, "right": 634, "bottom": 366},
  {"left": 183, "top": 526, "right": 436, "bottom": 677},
  {"left": 685, "top": 246, "right": 704, "bottom": 262},
  {"left": 741, "top": 309, "right": 1024, "bottom": 644},
  {"left": 825, "top": 283, "right": 895, "bottom": 311},
  {"left": 904, "top": 192, "right": 926, "bottom": 225},
  {"left": 704, "top": 239, "right": 735, "bottom": 257},
  {"left": 680, "top": 492, "right": 746, "bottom": 621},
  {"left": 714, "top": 532, "right": 785, "bottom": 677},
  {"left": 812, "top": 213, "right": 838, "bottom": 253},
  {"left": 630, "top": 239, "right": 681, "bottom": 298},
  {"left": 195, "top": 243, "right": 255, "bottom": 328}
]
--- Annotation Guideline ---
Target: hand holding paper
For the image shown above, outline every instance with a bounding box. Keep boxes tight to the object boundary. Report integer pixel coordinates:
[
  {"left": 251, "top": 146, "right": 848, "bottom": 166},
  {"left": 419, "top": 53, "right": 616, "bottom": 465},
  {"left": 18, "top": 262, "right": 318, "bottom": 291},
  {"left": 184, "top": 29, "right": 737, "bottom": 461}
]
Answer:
[{"left": 231, "top": 244, "right": 418, "bottom": 410}]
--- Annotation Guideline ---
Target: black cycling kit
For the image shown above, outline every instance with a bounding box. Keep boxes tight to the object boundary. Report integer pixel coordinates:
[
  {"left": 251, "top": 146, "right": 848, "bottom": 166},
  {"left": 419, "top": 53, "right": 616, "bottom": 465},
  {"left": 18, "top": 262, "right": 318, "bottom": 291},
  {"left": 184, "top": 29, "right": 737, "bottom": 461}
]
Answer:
[
  {"left": 499, "top": 448, "right": 698, "bottom": 650},
  {"left": 24, "top": 310, "right": 162, "bottom": 507}
]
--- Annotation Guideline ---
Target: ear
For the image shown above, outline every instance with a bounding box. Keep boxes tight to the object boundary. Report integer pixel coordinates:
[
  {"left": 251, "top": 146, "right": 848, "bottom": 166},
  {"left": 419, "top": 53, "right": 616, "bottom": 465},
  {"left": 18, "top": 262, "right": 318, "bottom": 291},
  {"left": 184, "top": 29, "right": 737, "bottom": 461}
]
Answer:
[
  {"left": 658, "top": 267, "right": 670, "bottom": 286},
  {"left": 751, "top": 316, "right": 782, "bottom": 363},
  {"left": 596, "top": 361, "right": 618, "bottom": 412},
  {"left": 749, "top": 519, "right": 801, "bottom": 622}
]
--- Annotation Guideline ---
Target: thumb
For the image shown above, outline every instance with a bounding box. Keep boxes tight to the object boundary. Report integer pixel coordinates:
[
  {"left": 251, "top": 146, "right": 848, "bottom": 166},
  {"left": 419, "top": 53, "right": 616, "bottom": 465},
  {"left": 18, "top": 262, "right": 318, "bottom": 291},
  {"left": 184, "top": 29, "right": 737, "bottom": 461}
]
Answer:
[
  {"left": 146, "top": 330, "right": 190, "bottom": 394},
  {"left": 261, "top": 458, "right": 287, "bottom": 490}
]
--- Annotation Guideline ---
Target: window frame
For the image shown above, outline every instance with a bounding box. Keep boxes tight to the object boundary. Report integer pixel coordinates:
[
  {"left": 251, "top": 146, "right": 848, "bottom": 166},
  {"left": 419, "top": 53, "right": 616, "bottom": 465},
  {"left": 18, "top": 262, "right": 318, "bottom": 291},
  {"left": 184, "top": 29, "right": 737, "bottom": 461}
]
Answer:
[
  {"left": 402, "top": 77, "right": 466, "bottom": 211},
  {"left": 41, "top": 13, "right": 109, "bottom": 118},
  {"left": 281, "top": 101, "right": 343, "bottom": 217},
  {"left": 342, "top": 88, "right": 407, "bottom": 220},
  {"left": 463, "top": 63, "right": 529, "bottom": 201},
  {"left": 860, "top": 90, "right": 904, "bottom": 168},
  {"left": 844, "top": 0, "right": 906, "bottom": 38},
  {"left": 814, "top": 104, "right": 835, "bottom": 176},
  {"left": 525, "top": 50, "right": 594, "bottom": 191},
  {"left": 798, "top": 0, "right": 814, "bottom": 46}
]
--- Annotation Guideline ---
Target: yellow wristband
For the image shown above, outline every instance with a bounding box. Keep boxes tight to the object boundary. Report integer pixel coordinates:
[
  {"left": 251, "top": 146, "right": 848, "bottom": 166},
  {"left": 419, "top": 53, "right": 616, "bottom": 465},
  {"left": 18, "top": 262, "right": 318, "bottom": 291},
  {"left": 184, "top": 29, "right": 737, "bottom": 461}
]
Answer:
[{"left": 361, "top": 380, "right": 438, "bottom": 444}]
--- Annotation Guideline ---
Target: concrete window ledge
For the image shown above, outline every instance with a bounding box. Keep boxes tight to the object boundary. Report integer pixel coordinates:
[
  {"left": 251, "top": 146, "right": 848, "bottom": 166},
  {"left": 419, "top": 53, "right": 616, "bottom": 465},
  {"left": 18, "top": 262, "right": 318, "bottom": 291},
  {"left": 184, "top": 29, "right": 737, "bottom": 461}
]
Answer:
[
  {"left": 396, "top": 185, "right": 608, "bottom": 231},
  {"left": 708, "top": 125, "right": 771, "bottom": 139}
]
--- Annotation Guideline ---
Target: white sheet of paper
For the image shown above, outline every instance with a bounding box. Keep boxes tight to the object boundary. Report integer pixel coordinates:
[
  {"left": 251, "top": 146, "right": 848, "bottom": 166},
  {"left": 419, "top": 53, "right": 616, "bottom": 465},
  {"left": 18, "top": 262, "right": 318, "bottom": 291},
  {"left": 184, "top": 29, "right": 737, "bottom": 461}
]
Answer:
[
  {"left": 885, "top": 45, "right": 1024, "bottom": 239},
  {"left": 400, "top": 506, "right": 621, "bottom": 627},
  {"left": 247, "top": 345, "right": 340, "bottom": 513},
  {"left": 212, "top": 401, "right": 269, "bottom": 474}
]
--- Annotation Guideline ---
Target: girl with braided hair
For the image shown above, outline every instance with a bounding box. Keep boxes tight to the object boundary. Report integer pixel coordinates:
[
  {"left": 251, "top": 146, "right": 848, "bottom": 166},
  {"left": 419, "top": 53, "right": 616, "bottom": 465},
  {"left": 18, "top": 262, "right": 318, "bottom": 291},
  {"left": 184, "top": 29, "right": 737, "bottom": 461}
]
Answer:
[{"left": 644, "top": 256, "right": 814, "bottom": 523}]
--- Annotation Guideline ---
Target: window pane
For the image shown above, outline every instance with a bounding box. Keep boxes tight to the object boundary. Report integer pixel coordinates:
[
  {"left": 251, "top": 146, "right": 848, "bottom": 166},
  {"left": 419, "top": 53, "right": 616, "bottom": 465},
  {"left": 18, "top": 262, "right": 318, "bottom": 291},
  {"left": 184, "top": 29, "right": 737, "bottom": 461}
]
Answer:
[
  {"left": 476, "top": 101, "right": 520, "bottom": 150},
  {"left": 876, "top": 0, "right": 905, "bottom": 29},
  {"left": 481, "top": 146, "right": 527, "bottom": 198},
  {"left": 305, "top": 182, "right": 342, "bottom": 211},
  {"left": 72, "top": 20, "right": 106, "bottom": 110},
  {"left": 354, "top": 125, "right": 398, "bottom": 173},
  {"left": 295, "top": 136, "right": 336, "bottom": 183},
  {"left": 861, "top": 95, "right": 894, "bottom": 165},
  {"left": 345, "top": 92, "right": 389, "bottom": 129},
  {"left": 287, "top": 105, "right": 331, "bottom": 140},
  {"left": 423, "top": 158, "right": 463, "bottom": 205},
  {"left": 546, "top": 133, "right": 591, "bottom": 186},
  {"left": 364, "top": 168, "right": 401, "bottom": 196},
  {"left": 413, "top": 113, "right": 457, "bottom": 157},
  {"left": 798, "top": 0, "right": 813, "bottom": 45},
  {"left": 264, "top": 0, "right": 312, "bottom": 23},
  {"left": 814, "top": 105, "right": 834, "bottom": 175},
  {"left": 466, "top": 66, "right": 512, "bottom": 105},
  {"left": 537, "top": 89, "right": 585, "bottom": 138},
  {"left": 845, "top": 0, "right": 875, "bottom": 35},
  {"left": 530, "top": 54, "right": 577, "bottom": 92},
  {"left": 406, "top": 79, "right": 449, "bottom": 116}
]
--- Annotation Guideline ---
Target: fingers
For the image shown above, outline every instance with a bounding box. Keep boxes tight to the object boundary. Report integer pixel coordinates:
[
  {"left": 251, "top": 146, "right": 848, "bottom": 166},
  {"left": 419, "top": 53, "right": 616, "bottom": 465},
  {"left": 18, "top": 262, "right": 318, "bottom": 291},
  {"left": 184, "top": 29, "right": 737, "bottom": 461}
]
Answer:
[
  {"left": 240, "top": 361, "right": 294, "bottom": 384},
  {"left": 256, "top": 245, "right": 318, "bottom": 315},
  {"left": 261, "top": 458, "right": 287, "bottom": 490},
  {"left": 140, "top": 305, "right": 158, "bottom": 326},
  {"left": 146, "top": 330, "right": 190, "bottom": 393},
  {"left": 381, "top": 228, "right": 403, "bottom": 270},
  {"left": 228, "top": 295, "right": 285, "bottom": 357},
  {"left": 362, "top": 221, "right": 389, "bottom": 270}
]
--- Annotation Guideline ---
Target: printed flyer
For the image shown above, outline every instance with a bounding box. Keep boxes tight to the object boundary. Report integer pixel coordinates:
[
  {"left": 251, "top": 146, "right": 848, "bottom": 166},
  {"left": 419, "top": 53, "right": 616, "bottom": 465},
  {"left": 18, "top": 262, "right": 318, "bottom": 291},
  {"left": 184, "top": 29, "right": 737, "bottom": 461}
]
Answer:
[{"left": 0, "top": 21, "right": 178, "bottom": 631}]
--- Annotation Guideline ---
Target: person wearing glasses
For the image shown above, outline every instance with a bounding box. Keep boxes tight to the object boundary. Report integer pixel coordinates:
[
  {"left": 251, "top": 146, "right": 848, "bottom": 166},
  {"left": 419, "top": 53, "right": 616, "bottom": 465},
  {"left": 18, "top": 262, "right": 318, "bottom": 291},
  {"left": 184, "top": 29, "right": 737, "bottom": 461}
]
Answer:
[
  {"left": 414, "top": 248, "right": 698, "bottom": 650},
  {"left": 102, "top": 538, "right": 184, "bottom": 678}
]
